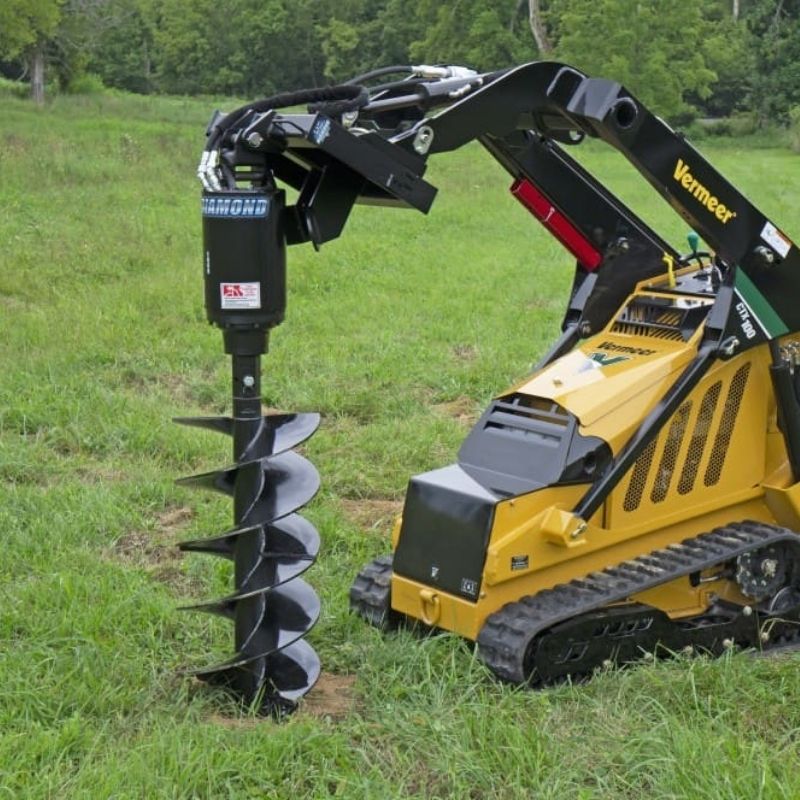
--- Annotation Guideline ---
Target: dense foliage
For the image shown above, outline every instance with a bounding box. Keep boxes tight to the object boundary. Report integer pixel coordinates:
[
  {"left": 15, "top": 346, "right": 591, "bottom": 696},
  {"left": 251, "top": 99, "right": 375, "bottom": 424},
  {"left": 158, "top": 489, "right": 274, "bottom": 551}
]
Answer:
[{"left": 1, "top": 0, "right": 800, "bottom": 124}]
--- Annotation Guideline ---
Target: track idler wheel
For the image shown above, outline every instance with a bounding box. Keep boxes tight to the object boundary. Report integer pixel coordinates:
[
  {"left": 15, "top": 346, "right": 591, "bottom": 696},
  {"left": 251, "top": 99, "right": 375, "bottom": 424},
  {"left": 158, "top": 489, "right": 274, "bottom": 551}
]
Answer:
[{"left": 176, "top": 354, "right": 321, "bottom": 716}]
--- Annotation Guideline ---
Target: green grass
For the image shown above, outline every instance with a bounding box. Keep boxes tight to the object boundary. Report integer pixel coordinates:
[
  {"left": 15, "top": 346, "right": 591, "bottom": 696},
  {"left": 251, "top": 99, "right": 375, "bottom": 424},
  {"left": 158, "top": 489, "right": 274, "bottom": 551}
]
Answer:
[{"left": 2, "top": 86, "right": 800, "bottom": 798}]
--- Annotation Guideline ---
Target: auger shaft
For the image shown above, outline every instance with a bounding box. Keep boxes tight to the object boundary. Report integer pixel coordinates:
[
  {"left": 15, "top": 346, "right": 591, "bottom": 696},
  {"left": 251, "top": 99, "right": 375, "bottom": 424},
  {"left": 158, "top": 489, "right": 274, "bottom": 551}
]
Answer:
[
  {"left": 231, "top": 353, "right": 263, "bottom": 459},
  {"left": 230, "top": 352, "right": 269, "bottom": 706}
]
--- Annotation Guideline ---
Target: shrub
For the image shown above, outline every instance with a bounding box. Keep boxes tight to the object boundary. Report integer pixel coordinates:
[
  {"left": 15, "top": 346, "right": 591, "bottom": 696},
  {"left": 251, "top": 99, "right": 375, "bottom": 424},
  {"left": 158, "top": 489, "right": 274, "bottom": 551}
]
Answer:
[
  {"left": 65, "top": 73, "right": 107, "bottom": 95},
  {"left": 0, "top": 76, "right": 29, "bottom": 99}
]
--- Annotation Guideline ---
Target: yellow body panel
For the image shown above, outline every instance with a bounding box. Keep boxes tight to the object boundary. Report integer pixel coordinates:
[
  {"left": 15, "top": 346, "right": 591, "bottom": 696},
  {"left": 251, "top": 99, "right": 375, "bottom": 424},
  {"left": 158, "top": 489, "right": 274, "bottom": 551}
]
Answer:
[{"left": 391, "top": 277, "right": 800, "bottom": 641}]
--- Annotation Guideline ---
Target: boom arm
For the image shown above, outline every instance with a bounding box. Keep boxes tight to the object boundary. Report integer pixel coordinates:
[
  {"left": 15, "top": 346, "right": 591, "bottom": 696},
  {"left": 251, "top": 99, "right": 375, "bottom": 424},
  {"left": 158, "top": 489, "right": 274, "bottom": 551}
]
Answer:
[{"left": 214, "top": 60, "right": 798, "bottom": 353}]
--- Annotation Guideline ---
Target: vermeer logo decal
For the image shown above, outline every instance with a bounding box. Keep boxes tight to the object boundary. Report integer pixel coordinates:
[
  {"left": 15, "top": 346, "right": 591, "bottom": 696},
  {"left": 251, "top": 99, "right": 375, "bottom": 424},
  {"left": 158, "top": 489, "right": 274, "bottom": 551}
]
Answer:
[
  {"left": 588, "top": 340, "right": 657, "bottom": 367},
  {"left": 589, "top": 351, "right": 630, "bottom": 367},
  {"left": 673, "top": 159, "right": 736, "bottom": 224}
]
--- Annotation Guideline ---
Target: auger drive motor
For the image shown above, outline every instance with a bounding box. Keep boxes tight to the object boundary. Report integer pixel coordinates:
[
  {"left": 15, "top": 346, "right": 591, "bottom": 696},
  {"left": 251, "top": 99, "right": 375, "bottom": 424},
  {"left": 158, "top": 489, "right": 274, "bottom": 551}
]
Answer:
[{"left": 180, "top": 61, "right": 800, "bottom": 709}]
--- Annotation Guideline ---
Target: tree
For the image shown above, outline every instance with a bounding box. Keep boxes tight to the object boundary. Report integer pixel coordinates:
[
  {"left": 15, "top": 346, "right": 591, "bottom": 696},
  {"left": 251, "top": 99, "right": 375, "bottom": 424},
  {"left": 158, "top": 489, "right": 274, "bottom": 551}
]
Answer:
[
  {"left": 0, "top": 0, "right": 63, "bottom": 103},
  {"left": 746, "top": 0, "right": 800, "bottom": 123},
  {"left": 409, "top": 0, "right": 535, "bottom": 71},
  {"left": 87, "top": 0, "right": 155, "bottom": 93},
  {"left": 696, "top": 0, "right": 753, "bottom": 117},
  {"left": 555, "top": 0, "right": 716, "bottom": 121},
  {"left": 526, "top": 0, "right": 554, "bottom": 56}
]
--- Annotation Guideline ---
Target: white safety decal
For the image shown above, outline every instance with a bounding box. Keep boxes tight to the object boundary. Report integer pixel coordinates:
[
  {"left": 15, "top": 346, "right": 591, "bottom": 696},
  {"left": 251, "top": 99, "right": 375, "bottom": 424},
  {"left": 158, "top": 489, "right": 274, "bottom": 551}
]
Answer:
[
  {"left": 761, "top": 221, "right": 791, "bottom": 259},
  {"left": 220, "top": 282, "right": 261, "bottom": 309}
]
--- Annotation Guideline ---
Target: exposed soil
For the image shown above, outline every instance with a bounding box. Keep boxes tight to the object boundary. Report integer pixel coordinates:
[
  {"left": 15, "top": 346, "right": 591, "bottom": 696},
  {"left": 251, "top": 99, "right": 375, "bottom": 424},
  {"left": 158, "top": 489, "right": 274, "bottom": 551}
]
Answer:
[
  {"left": 451, "top": 343, "right": 478, "bottom": 361},
  {"left": 205, "top": 673, "right": 358, "bottom": 726},
  {"left": 301, "top": 673, "right": 358, "bottom": 721},
  {"left": 156, "top": 505, "right": 195, "bottom": 533},
  {"left": 207, "top": 712, "right": 259, "bottom": 729},
  {"left": 432, "top": 395, "right": 479, "bottom": 426},
  {"left": 108, "top": 504, "right": 200, "bottom": 595},
  {"left": 339, "top": 498, "right": 402, "bottom": 534}
]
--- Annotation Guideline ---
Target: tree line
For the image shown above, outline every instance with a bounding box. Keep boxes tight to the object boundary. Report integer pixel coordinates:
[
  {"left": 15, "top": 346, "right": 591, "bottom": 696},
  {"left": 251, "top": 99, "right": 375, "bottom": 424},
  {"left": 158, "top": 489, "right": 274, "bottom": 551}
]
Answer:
[{"left": 2, "top": 0, "right": 799, "bottom": 125}]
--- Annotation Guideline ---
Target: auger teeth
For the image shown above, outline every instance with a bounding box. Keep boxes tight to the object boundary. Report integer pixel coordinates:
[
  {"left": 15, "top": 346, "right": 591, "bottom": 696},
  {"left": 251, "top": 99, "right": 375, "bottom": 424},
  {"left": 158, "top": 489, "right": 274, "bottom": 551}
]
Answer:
[{"left": 174, "top": 412, "right": 320, "bottom": 460}]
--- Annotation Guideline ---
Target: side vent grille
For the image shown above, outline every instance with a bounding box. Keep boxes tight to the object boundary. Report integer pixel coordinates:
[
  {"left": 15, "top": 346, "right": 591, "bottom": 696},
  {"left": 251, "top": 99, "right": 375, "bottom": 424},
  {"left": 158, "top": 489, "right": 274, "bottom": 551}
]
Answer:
[
  {"left": 650, "top": 402, "right": 692, "bottom": 502},
  {"left": 620, "top": 361, "right": 752, "bottom": 514},
  {"left": 678, "top": 381, "right": 722, "bottom": 494},
  {"left": 611, "top": 297, "right": 711, "bottom": 341},
  {"left": 705, "top": 362, "right": 751, "bottom": 486},
  {"left": 623, "top": 438, "right": 657, "bottom": 511}
]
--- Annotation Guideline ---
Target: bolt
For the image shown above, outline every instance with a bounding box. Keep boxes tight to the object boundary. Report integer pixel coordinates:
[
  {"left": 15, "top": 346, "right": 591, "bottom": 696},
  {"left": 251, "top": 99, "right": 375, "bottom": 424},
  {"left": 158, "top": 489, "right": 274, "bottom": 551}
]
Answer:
[
  {"left": 760, "top": 630, "right": 770, "bottom": 643},
  {"left": 742, "top": 605, "right": 753, "bottom": 617},
  {"left": 246, "top": 132, "right": 263, "bottom": 148},
  {"left": 761, "top": 558, "right": 778, "bottom": 579},
  {"left": 570, "top": 522, "right": 587, "bottom": 540},
  {"left": 242, "top": 375, "right": 255, "bottom": 388},
  {"left": 719, "top": 337, "right": 740, "bottom": 357},
  {"left": 413, "top": 125, "right": 434, "bottom": 155}
]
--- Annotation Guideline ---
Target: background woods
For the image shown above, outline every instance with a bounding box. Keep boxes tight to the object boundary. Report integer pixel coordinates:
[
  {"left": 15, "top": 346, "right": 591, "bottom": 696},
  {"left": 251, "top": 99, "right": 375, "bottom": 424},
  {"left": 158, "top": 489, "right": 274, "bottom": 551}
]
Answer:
[{"left": 1, "top": 0, "right": 800, "bottom": 125}]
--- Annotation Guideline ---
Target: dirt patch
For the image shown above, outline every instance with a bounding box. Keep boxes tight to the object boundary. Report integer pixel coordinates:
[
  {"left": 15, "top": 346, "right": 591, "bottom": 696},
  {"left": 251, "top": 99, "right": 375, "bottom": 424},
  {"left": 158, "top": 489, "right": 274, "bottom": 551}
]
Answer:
[
  {"left": 207, "top": 712, "right": 259, "bottom": 729},
  {"left": 301, "top": 673, "right": 358, "bottom": 721},
  {"left": 108, "top": 505, "right": 200, "bottom": 594},
  {"left": 451, "top": 344, "right": 478, "bottom": 361},
  {"left": 156, "top": 505, "right": 195, "bottom": 533},
  {"left": 432, "top": 396, "right": 479, "bottom": 426},
  {"left": 203, "top": 673, "right": 358, "bottom": 726},
  {"left": 340, "top": 498, "right": 402, "bottom": 534}
]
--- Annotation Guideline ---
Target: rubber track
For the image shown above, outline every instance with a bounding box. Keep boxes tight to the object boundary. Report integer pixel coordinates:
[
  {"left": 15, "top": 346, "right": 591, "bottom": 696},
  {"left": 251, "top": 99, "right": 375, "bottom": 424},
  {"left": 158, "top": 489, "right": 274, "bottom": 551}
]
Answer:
[
  {"left": 477, "top": 521, "right": 800, "bottom": 684},
  {"left": 350, "top": 554, "right": 394, "bottom": 629}
]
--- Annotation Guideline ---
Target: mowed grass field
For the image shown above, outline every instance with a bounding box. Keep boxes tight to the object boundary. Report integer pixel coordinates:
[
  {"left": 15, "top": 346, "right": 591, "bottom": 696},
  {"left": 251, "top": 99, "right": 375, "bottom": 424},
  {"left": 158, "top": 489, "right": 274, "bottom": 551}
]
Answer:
[{"left": 3, "top": 85, "right": 800, "bottom": 799}]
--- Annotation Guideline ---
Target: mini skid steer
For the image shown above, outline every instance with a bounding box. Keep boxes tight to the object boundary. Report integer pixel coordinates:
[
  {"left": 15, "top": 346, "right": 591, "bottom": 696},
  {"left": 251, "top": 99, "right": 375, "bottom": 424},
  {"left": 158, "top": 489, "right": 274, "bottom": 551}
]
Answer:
[{"left": 184, "top": 61, "right": 800, "bottom": 709}]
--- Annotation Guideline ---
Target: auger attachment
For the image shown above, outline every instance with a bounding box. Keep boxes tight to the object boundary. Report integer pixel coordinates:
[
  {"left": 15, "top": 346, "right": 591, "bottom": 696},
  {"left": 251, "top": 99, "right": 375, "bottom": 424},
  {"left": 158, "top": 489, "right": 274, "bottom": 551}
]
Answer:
[{"left": 176, "top": 186, "right": 321, "bottom": 716}]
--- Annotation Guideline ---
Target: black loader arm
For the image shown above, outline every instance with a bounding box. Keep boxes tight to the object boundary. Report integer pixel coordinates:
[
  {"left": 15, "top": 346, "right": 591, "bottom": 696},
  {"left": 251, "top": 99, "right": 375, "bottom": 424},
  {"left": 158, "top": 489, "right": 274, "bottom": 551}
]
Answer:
[
  {"left": 211, "top": 60, "right": 798, "bottom": 353},
  {"left": 382, "top": 61, "right": 799, "bottom": 349}
]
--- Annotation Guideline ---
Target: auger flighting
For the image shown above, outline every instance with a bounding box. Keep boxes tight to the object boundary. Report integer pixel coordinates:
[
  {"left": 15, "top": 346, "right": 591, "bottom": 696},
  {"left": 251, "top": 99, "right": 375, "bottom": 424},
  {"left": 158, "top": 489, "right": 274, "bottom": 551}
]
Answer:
[{"left": 177, "top": 175, "right": 321, "bottom": 714}]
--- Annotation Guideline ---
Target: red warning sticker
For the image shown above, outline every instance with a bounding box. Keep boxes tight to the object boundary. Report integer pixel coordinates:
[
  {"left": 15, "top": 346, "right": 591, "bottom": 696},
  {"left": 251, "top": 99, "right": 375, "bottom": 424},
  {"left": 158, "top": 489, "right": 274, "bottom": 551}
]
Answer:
[{"left": 220, "top": 282, "right": 261, "bottom": 309}]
